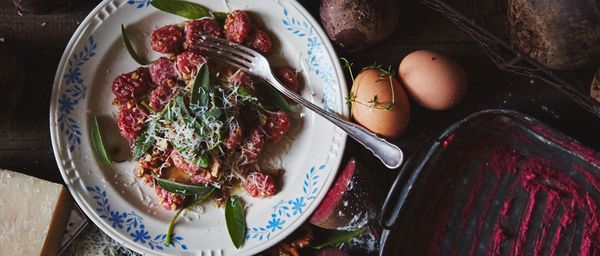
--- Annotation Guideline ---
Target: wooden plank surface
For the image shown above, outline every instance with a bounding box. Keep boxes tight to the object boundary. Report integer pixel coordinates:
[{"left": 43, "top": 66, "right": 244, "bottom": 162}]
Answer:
[{"left": 0, "top": 1, "right": 599, "bottom": 249}]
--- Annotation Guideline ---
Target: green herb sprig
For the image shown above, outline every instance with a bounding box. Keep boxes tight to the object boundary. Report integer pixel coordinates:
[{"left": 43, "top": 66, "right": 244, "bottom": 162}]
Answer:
[
  {"left": 346, "top": 64, "right": 397, "bottom": 111},
  {"left": 341, "top": 57, "right": 355, "bottom": 84}
]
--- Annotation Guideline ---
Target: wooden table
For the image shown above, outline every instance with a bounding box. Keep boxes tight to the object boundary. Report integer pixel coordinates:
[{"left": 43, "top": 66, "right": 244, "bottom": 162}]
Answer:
[{"left": 1, "top": 0, "right": 599, "bottom": 253}]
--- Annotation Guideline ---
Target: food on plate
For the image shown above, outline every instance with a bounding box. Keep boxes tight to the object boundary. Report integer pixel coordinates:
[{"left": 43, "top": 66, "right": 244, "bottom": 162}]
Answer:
[
  {"left": 349, "top": 67, "right": 410, "bottom": 138},
  {"left": 590, "top": 67, "right": 600, "bottom": 103},
  {"left": 151, "top": 24, "right": 185, "bottom": 54},
  {"left": 275, "top": 66, "right": 302, "bottom": 93},
  {"left": 224, "top": 10, "right": 252, "bottom": 44},
  {"left": 508, "top": 0, "right": 600, "bottom": 69},
  {"left": 106, "top": 8, "right": 298, "bottom": 247},
  {"left": 310, "top": 158, "right": 380, "bottom": 230},
  {"left": 185, "top": 18, "right": 223, "bottom": 49},
  {"left": 263, "top": 225, "right": 314, "bottom": 255},
  {"left": 246, "top": 29, "right": 273, "bottom": 55},
  {"left": 398, "top": 50, "right": 467, "bottom": 111},
  {"left": 320, "top": 0, "right": 400, "bottom": 51},
  {"left": 0, "top": 169, "right": 72, "bottom": 255},
  {"left": 317, "top": 248, "right": 350, "bottom": 256},
  {"left": 111, "top": 67, "right": 151, "bottom": 103}
]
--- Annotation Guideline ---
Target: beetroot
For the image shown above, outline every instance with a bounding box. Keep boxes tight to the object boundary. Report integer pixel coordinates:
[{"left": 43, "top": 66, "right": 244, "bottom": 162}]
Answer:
[
  {"left": 320, "top": 0, "right": 400, "bottom": 52},
  {"left": 508, "top": 0, "right": 600, "bottom": 69},
  {"left": 310, "top": 158, "right": 380, "bottom": 230},
  {"left": 317, "top": 248, "right": 349, "bottom": 256}
]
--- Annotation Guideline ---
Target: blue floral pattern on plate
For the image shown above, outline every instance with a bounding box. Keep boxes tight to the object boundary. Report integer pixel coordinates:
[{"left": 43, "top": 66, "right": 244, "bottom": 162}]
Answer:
[
  {"left": 127, "top": 0, "right": 151, "bottom": 8},
  {"left": 281, "top": 9, "right": 339, "bottom": 111},
  {"left": 59, "top": 36, "right": 96, "bottom": 152},
  {"left": 86, "top": 186, "right": 188, "bottom": 251},
  {"left": 246, "top": 164, "right": 325, "bottom": 241}
]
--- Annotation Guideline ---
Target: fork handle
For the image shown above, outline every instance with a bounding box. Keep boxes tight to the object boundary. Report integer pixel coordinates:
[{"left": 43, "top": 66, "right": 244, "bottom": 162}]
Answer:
[{"left": 266, "top": 74, "right": 404, "bottom": 169}]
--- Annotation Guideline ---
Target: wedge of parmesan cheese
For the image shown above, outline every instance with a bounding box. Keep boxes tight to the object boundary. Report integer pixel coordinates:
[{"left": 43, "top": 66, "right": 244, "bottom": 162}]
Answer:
[{"left": 0, "top": 169, "right": 72, "bottom": 255}]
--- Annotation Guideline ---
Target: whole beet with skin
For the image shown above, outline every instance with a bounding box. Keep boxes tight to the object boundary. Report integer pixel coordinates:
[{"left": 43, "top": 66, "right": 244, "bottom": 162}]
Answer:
[
  {"left": 508, "top": 0, "right": 600, "bottom": 70},
  {"left": 310, "top": 158, "right": 381, "bottom": 230},
  {"left": 320, "top": 0, "right": 399, "bottom": 52}
]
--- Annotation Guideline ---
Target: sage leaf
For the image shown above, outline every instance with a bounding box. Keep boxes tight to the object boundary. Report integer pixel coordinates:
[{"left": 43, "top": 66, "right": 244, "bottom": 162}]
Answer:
[
  {"left": 191, "top": 64, "right": 210, "bottom": 107},
  {"left": 132, "top": 112, "right": 162, "bottom": 160},
  {"left": 151, "top": 0, "right": 211, "bottom": 19},
  {"left": 212, "top": 11, "right": 228, "bottom": 23},
  {"left": 225, "top": 196, "right": 246, "bottom": 249},
  {"left": 173, "top": 96, "right": 205, "bottom": 138},
  {"left": 255, "top": 81, "right": 292, "bottom": 113},
  {"left": 121, "top": 24, "right": 149, "bottom": 65},
  {"left": 165, "top": 187, "right": 214, "bottom": 245},
  {"left": 132, "top": 132, "right": 153, "bottom": 160},
  {"left": 312, "top": 226, "right": 368, "bottom": 250},
  {"left": 155, "top": 177, "right": 214, "bottom": 195},
  {"left": 91, "top": 116, "right": 113, "bottom": 164}
]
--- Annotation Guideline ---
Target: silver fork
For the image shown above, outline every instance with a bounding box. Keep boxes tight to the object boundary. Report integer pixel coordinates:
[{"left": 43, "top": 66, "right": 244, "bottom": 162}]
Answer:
[{"left": 197, "top": 36, "right": 404, "bottom": 169}]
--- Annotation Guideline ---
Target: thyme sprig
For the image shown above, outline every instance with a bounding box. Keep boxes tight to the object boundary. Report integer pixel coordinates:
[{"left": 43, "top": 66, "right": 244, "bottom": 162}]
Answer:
[{"left": 346, "top": 64, "right": 397, "bottom": 111}]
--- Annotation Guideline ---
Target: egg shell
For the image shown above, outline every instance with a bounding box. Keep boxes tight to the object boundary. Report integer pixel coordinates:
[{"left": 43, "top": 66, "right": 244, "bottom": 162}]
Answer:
[
  {"left": 398, "top": 50, "right": 468, "bottom": 110},
  {"left": 351, "top": 69, "right": 411, "bottom": 138}
]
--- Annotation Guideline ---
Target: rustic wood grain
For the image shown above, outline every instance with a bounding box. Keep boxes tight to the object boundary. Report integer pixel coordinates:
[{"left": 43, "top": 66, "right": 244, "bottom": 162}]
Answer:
[{"left": 0, "top": 0, "right": 598, "bottom": 236}]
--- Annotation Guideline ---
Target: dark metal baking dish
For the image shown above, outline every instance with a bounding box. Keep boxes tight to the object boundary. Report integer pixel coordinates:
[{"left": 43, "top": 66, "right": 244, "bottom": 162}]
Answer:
[{"left": 379, "top": 109, "right": 600, "bottom": 255}]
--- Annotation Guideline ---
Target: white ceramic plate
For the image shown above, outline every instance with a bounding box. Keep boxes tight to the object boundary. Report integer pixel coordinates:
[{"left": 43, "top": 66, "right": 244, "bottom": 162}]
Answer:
[{"left": 50, "top": 0, "right": 347, "bottom": 255}]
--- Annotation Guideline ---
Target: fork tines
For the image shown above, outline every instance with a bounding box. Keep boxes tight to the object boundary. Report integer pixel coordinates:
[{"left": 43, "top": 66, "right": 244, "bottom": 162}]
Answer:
[{"left": 194, "top": 35, "right": 259, "bottom": 71}]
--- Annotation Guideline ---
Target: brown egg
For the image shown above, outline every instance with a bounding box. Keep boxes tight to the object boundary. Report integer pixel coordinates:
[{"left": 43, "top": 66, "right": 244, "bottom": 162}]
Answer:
[
  {"left": 398, "top": 50, "right": 468, "bottom": 110},
  {"left": 350, "top": 68, "right": 411, "bottom": 138}
]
